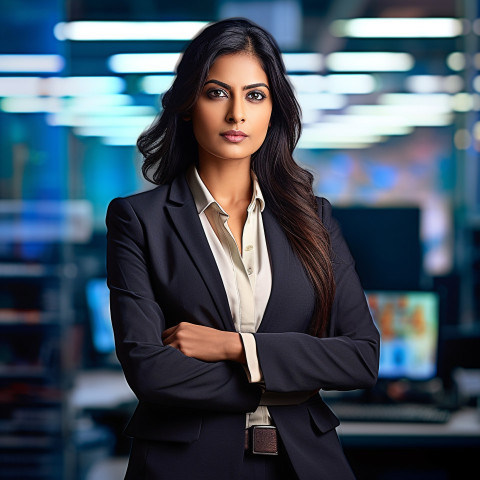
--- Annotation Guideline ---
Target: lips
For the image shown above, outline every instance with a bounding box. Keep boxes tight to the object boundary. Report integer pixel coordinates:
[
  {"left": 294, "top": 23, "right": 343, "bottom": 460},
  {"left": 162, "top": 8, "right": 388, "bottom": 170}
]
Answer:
[{"left": 221, "top": 130, "right": 248, "bottom": 143}]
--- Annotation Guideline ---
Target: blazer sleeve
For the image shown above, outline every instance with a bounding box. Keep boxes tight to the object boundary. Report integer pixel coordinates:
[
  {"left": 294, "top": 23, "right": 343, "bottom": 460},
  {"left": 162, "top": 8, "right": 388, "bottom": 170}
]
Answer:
[
  {"left": 253, "top": 197, "right": 380, "bottom": 393},
  {"left": 106, "top": 197, "right": 262, "bottom": 412}
]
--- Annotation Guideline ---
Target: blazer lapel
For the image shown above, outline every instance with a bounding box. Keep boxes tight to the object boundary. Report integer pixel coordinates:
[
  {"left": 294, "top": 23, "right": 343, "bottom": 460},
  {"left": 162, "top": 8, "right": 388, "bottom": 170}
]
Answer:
[
  {"left": 258, "top": 207, "right": 291, "bottom": 333},
  {"left": 165, "top": 175, "right": 235, "bottom": 332}
]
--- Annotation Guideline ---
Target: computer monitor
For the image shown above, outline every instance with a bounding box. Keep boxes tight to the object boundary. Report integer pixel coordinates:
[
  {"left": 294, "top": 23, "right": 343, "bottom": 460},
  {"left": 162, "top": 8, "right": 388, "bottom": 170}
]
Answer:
[
  {"left": 332, "top": 206, "right": 422, "bottom": 290},
  {"left": 85, "top": 278, "right": 116, "bottom": 358},
  {"left": 365, "top": 291, "right": 440, "bottom": 381}
]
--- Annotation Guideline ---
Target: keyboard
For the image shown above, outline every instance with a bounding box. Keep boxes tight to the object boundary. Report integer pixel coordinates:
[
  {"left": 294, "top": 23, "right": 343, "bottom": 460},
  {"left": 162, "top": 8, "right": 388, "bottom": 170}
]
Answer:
[{"left": 330, "top": 402, "right": 452, "bottom": 424}]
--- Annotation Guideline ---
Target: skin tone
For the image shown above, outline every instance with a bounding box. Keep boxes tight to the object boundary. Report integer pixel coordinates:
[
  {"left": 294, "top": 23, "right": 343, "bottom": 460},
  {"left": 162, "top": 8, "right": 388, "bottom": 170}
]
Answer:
[{"left": 162, "top": 52, "right": 273, "bottom": 365}]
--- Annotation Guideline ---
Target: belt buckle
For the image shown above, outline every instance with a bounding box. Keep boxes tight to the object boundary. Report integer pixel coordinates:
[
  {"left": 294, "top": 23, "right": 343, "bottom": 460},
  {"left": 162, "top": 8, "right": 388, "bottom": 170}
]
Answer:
[{"left": 249, "top": 425, "right": 279, "bottom": 456}]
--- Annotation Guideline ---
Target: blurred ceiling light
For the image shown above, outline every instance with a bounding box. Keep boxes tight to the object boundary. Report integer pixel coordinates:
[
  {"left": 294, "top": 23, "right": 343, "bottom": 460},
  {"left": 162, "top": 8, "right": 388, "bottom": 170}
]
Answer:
[
  {"left": 326, "top": 52, "right": 414, "bottom": 72},
  {"left": 447, "top": 52, "right": 466, "bottom": 71},
  {"left": 297, "top": 93, "right": 347, "bottom": 110},
  {"left": 296, "top": 140, "right": 372, "bottom": 149},
  {"left": 452, "top": 92, "right": 475, "bottom": 112},
  {"left": 44, "top": 76, "right": 125, "bottom": 96},
  {"left": 321, "top": 115, "right": 413, "bottom": 136},
  {"left": 111, "top": 53, "right": 323, "bottom": 74},
  {"left": 288, "top": 75, "right": 324, "bottom": 93},
  {"left": 289, "top": 74, "right": 376, "bottom": 94},
  {"left": 301, "top": 125, "right": 383, "bottom": 143},
  {"left": 473, "top": 121, "right": 480, "bottom": 140},
  {"left": 54, "top": 21, "right": 208, "bottom": 41},
  {"left": 102, "top": 136, "right": 140, "bottom": 146},
  {"left": 472, "top": 76, "right": 480, "bottom": 93},
  {"left": 74, "top": 126, "right": 146, "bottom": 137},
  {"left": 108, "top": 53, "right": 181, "bottom": 73},
  {"left": 0, "top": 55, "right": 65, "bottom": 73},
  {"left": 405, "top": 75, "right": 463, "bottom": 93},
  {"left": 346, "top": 105, "right": 454, "bottom": 126},
  {"left": 140, "top": 75, "right": 176, "bottom": 94},
  {"left": 331, "top": 18, "right": 463, "bottom": 38},
  {"left": 282, "top": 53, "right": 323, "bottom": 72},
  {"left": 379, "top": 93, "right": 452, "bottom": 108},
  {"left": 454, "top": 129, "right": 471, "bottom": 150},
  {"left": 47, "top": 113, "right": 155, "bottom": 128},
  {"left": 0, "top": 77, "right": 42, "bottom": 96},
  {"left": 325, "top": 74, "right": 376, "bottom": 94},
  {"left": 0, "top": 76, "right": 125, "bottom": 97},
  {"left": 65, "top": 94, "right": 133, "bottom": 108},
  {"left": 1, "top": 97, "right": 62, "bottom": 113}
]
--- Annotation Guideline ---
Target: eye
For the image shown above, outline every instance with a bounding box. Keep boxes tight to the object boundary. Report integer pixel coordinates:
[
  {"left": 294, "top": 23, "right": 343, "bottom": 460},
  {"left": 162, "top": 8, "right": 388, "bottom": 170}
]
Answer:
[
  {"left": 207, "top": 88, "right": 228, "bottom": 99},
  {"left": 247, "top": 90, "right": 267, "bottom": 102}
]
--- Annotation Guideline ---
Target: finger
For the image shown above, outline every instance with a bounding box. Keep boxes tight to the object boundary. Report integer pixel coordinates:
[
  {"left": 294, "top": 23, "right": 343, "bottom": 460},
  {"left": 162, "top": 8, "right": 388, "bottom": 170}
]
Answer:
[{"left": 162, "top": 326, "right": 175, "bottom": 339}]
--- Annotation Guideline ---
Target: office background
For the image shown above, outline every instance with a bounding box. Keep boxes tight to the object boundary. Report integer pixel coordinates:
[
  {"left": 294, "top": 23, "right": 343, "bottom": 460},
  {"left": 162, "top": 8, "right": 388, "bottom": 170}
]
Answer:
[{"left": 1, "top": 0, "right": 480, "bottom": 479}]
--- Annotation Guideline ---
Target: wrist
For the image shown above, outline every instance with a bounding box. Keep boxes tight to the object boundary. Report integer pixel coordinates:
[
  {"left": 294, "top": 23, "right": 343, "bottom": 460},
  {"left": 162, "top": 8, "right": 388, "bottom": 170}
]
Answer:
[{"left": 225, "top": 332, "right": 246, "bottom": 364}]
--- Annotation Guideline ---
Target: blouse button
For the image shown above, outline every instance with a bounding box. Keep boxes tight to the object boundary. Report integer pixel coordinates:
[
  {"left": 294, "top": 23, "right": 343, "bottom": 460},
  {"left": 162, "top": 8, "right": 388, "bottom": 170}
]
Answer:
[{"left": 247, "top": 267, "right": 253, "bottom": 275}]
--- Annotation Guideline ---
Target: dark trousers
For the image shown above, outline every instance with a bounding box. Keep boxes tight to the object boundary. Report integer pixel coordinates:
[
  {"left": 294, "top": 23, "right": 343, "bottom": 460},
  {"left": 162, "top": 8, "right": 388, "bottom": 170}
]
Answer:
[{"left": 240, "top": 451, "right": 298, "bottom": 480}]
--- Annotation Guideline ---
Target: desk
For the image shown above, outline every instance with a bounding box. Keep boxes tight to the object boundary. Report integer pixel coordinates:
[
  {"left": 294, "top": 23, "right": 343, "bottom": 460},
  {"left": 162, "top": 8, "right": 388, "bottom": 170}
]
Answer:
[
  {"left": 71, "top": 372, "right": 480, "bottom": 479},
  {"left": 337, "top": 408, "right": 480, "bottom": 447},
  {"left": 71, "top": 370, "right": 136, "bottom": 411},
  {"left": 337, "top": 409, "right": 480, "bottom": 480}
]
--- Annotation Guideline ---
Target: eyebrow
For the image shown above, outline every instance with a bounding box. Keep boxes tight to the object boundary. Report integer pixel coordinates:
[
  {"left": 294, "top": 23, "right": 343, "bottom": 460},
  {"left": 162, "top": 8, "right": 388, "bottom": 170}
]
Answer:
[{"left": 204, "top": 79, "right": 270, "bottom": 91}]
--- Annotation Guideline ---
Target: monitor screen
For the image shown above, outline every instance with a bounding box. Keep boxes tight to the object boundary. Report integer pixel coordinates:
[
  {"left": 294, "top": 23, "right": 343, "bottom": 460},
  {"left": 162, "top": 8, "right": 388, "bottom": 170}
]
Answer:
[
  {"left": 333, "top": 207, "right": 422, "bottom": 290},
  {"left": 85, "top": 278, "right": 115, "bottom": 355},
  {"left": 365, "top": 291, "right": 439, "bottom": 381}
]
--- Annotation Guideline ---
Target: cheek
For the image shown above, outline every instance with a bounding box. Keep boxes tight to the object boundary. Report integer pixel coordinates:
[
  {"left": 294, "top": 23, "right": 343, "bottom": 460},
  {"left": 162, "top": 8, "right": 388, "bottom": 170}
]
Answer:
[{"left": 192, "top": 104, "right": 222, "bottom": 136}]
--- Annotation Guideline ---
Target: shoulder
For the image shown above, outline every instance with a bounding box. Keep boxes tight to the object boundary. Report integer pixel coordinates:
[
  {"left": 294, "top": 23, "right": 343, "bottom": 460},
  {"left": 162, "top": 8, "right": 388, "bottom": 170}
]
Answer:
[
  {"left": 107, "top": 184, "right": 170, "bottom": 218},
  {"left": 315, "top": 196, "right": 354, "bottom": 266},
  {"left": 314, "top": 196, "right": 334, "bottom": 227}
]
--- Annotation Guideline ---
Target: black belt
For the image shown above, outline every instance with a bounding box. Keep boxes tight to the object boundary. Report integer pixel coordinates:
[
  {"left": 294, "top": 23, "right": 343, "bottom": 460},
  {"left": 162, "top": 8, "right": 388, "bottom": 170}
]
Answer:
[{"left": 245, "top": 426, "right": 279, "bottom": 455}]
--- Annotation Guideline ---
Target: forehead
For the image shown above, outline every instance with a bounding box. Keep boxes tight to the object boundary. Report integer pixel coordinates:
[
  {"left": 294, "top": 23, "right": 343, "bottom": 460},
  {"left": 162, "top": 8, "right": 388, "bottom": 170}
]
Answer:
[{"left": 206, "top": 53, "right": 268, "bottom": 85}]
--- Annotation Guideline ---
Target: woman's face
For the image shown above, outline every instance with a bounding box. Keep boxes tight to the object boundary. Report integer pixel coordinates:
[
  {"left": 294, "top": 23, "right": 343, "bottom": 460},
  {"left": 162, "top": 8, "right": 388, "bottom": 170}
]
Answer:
[{"left": 191, "top": 52, "right": 273, "bottom": 165}]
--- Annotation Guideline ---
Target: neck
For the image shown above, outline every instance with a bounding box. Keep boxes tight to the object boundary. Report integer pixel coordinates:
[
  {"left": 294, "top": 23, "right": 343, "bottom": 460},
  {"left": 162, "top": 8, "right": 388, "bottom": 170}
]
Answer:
[{"left": 197, "top": 157, "right": 252, "bottom": 207}]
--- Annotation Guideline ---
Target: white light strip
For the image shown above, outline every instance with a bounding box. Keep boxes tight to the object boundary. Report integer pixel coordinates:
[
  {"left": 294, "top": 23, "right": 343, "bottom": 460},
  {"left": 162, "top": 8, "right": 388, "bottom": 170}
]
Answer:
[
  {"left": 346, "top": 105, "right": 454, "bottom": 126},
  {"left": 331, "top": 18, "right": 463, "bottom": 38},
  {"left": 54, "top": 21, "right": 209, "bottom": 41},
  {"left": 44, "top": 76, "right": 126, "bottom": 96},
  {"left": 65, "top": 94, "right": 133, "bottom": 108},
  {"left": 111, "top": 52, "right": 325, "bottom": 74},
  {"left": 380, "top": 93, "right": 452, "bottom": 108},
  {"left": 74, "top": 126, "right": 146, "bottom": 137},
  {"left": 102, "top": 136, "right": 140, "bottom": 146},
  {"left": 47, "top": 113, "right": 155, "bottom": 127},
  {"left": 0, "top": 77, "right": 41, "bottom": 96},
  {"left": 139, "top": 75, "right": 175, "bottom": 94},
  {"left": 0, "top": 76, "right": 125, "bottom": 96},
  {"left": 302, "top": 125, "right": 386, "bottom": 141},
  {"left": 405, "top": 75, "right": 463, "bottom": 94},
  {"left": 320, "top": 116, "right": 413, "bottom": 136},
  {"left": 0, "top": 94, "right": 136, "bottom": 113},
  {"left": 108, "top": 53, "right": 181, "bottom": 73},
  {"left": 297, "top": 93, "right": 347, "bottom": 110},
  {"left": 282, "top": 53, "right": 323, "bottom": 72},
  {"left": 1, "top": 97, "right": 62, "bottom": 113},
  {"left": 289, "top": 74, "right": 376, "bottom": 94},
  {"left": 0, "top": 55, "right": 65, "bottom": 73},
  {"left": 297, "top": 138, "right": 376, "bottom": 149},
  {"left": 326, "top": 52, "right": 414, "bottom": 72}
]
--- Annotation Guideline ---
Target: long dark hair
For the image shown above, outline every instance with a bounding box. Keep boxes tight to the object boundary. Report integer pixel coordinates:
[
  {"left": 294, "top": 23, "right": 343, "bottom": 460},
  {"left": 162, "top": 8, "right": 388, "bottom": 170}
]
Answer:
[{"left": 138, "top": 18, "right": 335, "bottom": 337}]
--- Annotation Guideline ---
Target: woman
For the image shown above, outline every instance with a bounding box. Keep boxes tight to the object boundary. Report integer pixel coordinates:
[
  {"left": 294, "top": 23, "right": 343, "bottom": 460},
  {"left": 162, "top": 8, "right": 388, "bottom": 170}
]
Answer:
[{"left": 106, "top": 17, "right": 380, "bottom": 480}]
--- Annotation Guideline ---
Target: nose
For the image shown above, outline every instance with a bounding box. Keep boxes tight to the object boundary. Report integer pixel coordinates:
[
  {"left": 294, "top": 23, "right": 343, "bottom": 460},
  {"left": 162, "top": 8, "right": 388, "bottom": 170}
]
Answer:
[{"left": 226, "top": 96, "right": 245, "bottom": 125}]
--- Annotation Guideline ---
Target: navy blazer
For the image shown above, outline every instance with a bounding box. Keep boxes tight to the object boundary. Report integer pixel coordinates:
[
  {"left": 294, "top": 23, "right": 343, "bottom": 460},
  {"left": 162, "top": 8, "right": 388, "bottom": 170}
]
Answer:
[{"left": 106, "top": 173, "right": 380, "bottom": 480}]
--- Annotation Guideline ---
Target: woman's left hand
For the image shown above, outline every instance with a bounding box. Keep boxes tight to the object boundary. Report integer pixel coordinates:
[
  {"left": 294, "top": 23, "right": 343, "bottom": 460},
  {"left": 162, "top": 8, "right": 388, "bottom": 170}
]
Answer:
[{"left": 162, "top": 322, "right": 246, "bottom": 364}]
